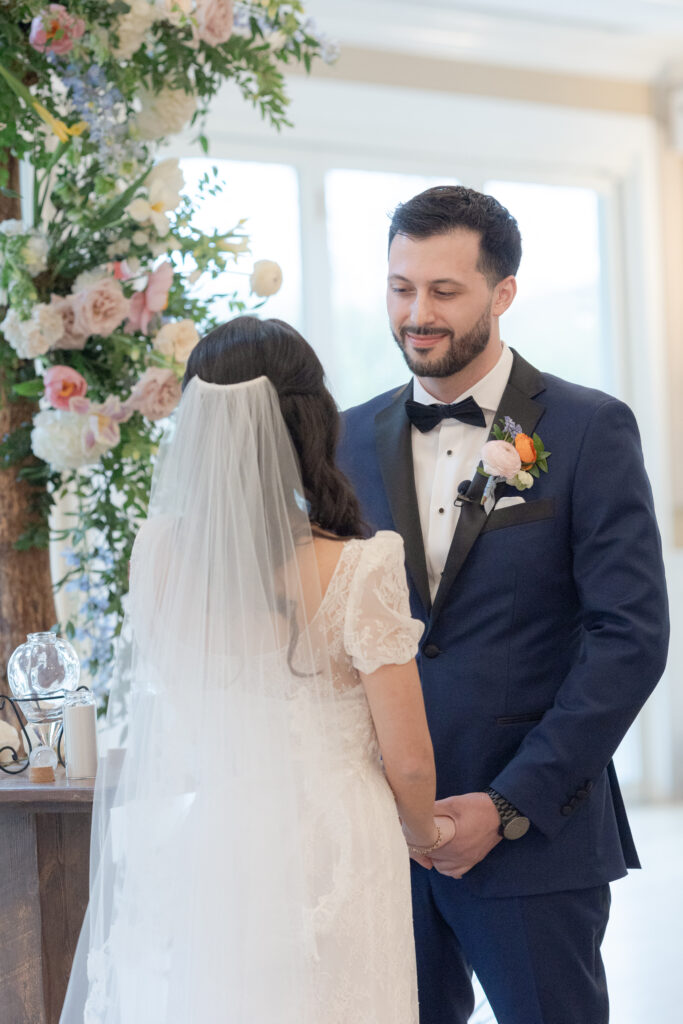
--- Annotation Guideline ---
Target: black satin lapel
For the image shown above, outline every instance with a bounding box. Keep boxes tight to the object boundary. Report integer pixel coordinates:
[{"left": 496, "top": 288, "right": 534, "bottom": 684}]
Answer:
[
  {"left": 374, "top": 385, "right": 431, "bottom": 614},
  {"left": 429, "top": 351, "right": 547, "bottom": 626}
]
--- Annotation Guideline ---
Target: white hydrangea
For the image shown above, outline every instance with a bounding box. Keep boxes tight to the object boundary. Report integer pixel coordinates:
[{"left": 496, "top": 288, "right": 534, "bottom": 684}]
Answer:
[
  {"left": 22, "top": 232, "right": 49, "bottom": 277},
  {"left": 136, "top": 86, "right": 197, "bottom": 140},
  {"left": 31, "top": 410, "right": 109, "bottom": 472},
  {"left": 0, "top": 219, "right": 24, "bottom": 236},
  {"left": 1, "top": 304, "right": 64, "bottom": 358}
]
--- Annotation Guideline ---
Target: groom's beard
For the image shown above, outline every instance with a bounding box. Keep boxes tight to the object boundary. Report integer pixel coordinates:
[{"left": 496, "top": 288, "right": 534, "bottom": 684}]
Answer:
[{"left": 392, "top": 303, "right": 492, "bottom": 379}]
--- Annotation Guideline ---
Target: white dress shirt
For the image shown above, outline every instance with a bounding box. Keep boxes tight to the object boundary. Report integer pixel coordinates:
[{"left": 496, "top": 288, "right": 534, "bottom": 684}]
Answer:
[{"left": 411, "top": 343, "right": 513, "bottom": 600}]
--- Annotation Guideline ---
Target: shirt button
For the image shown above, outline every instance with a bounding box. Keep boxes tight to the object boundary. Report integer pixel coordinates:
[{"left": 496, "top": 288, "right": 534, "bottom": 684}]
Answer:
[
  {"left": 446, "top": 450, "right": 453, "bottom": 456},
  {"left": 438, "top": 507, "right": 445, "bottom": 514}
]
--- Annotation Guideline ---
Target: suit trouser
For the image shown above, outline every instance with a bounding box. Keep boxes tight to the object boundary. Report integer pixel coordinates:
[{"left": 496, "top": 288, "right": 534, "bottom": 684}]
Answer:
[{"left": 411, "top": 862, "right": 611, "bottom": 1024}]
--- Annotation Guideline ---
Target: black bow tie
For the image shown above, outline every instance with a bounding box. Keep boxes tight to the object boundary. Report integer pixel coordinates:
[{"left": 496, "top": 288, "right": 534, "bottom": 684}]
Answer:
[{"left": 405, "top": 396, "right": 486, "bottom": 432}]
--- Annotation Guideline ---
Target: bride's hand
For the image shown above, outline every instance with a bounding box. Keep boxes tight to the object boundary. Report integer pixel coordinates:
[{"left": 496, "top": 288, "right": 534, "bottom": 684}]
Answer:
[{"left": 405, "top": 814, "right": 456, "bottom": 868}]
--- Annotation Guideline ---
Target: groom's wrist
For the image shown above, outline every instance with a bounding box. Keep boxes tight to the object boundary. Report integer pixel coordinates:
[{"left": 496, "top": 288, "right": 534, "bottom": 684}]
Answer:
[{"left": 486, "top": 788, "right": 530, "bottom": 840}]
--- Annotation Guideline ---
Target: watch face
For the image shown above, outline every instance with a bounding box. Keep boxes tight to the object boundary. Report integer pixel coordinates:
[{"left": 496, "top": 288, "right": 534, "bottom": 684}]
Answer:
[{"left": 503, "top": 815, "right": 530, "bottom": 840}]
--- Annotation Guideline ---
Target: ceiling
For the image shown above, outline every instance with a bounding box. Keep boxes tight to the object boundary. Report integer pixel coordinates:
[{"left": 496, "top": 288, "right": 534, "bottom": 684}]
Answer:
[{"left": 306, "top": 0, "right": 683, "bottom": 80}]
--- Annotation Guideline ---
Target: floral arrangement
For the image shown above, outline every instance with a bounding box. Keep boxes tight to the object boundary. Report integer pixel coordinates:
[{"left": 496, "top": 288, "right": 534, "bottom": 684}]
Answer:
[
  {"left": 479, "top": 416, "right": 551, "bottom": 512},
  {"left": 0, "top": 1, "right": 336, "bottom": 700}
]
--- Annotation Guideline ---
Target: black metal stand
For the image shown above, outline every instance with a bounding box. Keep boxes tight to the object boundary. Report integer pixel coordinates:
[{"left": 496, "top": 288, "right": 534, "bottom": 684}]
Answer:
[{"left": 0, "top": 692, "right": 77, "bottom": 774}]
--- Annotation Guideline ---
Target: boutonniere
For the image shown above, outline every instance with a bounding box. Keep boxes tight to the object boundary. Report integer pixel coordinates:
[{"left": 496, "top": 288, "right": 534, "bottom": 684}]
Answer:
[{"left": 477, "top": 416, "right": 551, "bottom": 513}]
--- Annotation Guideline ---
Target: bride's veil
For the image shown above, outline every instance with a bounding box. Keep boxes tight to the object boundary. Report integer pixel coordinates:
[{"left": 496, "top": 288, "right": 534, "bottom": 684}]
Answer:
[{"left": 60, "top": 375, "right": 351, "bottom": 1023}]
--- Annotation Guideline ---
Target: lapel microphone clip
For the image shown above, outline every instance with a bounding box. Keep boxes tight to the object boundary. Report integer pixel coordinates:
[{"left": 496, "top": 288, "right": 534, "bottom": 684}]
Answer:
[{"left": 454, "top": 480, "right": 475, "bottom": 507}]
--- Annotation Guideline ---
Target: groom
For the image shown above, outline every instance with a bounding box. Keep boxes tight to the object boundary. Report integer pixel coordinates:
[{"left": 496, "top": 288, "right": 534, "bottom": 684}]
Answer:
[{"left": 338, "top": 185, "right": 669, "bottom": 1024}]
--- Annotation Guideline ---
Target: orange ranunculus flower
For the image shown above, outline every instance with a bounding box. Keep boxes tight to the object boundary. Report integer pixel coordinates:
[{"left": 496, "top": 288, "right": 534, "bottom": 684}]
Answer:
[{"left": 514, "top": 432, "right": 537, "bottom": 467}]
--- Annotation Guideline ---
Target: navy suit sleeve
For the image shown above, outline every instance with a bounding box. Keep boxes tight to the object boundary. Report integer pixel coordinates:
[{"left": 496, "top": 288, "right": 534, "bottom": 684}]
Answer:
[{"left": 489, "top": 398, "right": 669, "bottom": 840}]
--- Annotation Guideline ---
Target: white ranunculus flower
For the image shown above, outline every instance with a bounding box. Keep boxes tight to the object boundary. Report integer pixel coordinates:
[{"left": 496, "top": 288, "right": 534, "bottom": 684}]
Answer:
[
  {"left": 1, "top": 304, "right": 64, "bottom": 358},
  {"left": 249, "top": 259, "right": 283, "bottom": 297},
  {"left": 31, "top": 410, "right": 108, "bottom": 472},
  {"left": 153, "top": 318, "right": 200, "bottom": 362},
  {"left": 22, "top": 232, "right": 49, "bottom": 277},
  {"left": 136, "top": 86, "right": 197, "bottom": 140}
]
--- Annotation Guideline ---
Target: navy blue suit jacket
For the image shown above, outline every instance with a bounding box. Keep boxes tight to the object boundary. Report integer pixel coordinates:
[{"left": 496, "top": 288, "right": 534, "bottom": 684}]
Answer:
[{"left": 338, "top": 350, "right": 669, "bottom": 898}]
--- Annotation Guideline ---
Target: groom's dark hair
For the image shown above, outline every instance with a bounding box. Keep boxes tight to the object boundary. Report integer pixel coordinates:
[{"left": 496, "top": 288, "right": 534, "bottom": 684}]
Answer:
[{"left": 388, "top": 185, "right": 522, "bottom": 285}]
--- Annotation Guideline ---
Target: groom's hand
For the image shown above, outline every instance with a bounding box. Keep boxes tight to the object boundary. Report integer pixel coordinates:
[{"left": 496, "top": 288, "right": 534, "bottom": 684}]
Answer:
[{"left": 429, "top": 792, "right": 501, "bottom": 878}]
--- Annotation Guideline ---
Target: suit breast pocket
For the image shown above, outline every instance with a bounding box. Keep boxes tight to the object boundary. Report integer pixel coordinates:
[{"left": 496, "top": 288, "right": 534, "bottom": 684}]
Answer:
[{"left": 481, "top": 497, "right": 556, "bottom": 534}]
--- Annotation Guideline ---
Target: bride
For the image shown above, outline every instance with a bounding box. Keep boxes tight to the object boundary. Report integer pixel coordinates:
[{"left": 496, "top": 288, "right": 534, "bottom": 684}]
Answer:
[{"left": 60, "top": 315, "right": 455, "bottom": 1023}]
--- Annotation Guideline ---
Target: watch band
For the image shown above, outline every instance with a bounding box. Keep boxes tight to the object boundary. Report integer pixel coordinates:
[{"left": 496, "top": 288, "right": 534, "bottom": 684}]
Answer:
[{"left": 486, "top": 787, "right": 530, "bottom": 840}]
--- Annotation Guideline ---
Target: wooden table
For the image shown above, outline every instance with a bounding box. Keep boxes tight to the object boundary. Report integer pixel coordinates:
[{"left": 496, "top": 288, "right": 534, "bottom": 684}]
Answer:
[{"left": 0, "top": 767, "right": 94, "bottom": 1024}]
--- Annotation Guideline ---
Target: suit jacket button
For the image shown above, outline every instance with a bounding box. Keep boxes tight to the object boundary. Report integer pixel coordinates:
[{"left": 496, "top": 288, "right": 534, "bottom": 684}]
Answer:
[
  {"left": 584, "top": 780, "right": 594, "bottom": 792},
  {"left": 560, "top": 804, "right": 573, "bottom": 816},
  {"left": 423, "top": 643, "right": 441, "bottom": 659},
  {"left": 576, "top": 788, "right": 589, "bottom": 799}
]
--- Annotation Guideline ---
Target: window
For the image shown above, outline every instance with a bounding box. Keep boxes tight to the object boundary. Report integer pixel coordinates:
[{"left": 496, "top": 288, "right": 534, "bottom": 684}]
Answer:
[{"left": 179, "top": 159, "right": 303, "bottom": 328}]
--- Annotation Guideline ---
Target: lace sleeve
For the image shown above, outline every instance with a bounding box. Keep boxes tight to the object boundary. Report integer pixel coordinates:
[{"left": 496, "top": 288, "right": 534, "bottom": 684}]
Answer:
[{"left": 343, "top": 531, "right": 424, "bottom": 675}]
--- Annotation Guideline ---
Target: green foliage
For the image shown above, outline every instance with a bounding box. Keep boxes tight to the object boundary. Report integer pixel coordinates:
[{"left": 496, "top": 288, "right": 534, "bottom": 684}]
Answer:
[{"left": 0, "top": 0, "right": 332, "bottom": 697}]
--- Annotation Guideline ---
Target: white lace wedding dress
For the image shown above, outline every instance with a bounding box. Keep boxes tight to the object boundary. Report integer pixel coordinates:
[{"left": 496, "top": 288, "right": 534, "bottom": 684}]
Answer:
[
  {"left": 292, "top": 529, "right": 424, "bottom": 1023},
  {"left": 70, "top": 531, "right": 424, "bottom": 1024}
]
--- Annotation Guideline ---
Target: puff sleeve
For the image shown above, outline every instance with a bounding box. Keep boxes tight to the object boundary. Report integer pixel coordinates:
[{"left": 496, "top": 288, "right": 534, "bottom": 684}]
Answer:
[{"left": 343, "top": 531, "right": 424, "bottom": 675}]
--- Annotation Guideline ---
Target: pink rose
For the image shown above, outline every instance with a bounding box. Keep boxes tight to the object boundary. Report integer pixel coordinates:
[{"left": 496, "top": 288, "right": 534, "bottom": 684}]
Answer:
[
  {"left": 49, "top": 293, "right": 89, "bottom": 350},
  {"left": 196, "top": 0, "right": 234, "bottom": 47},
  {"left": 481, "top": 439, "right": 521, "bottom": 480},
  {"left": 73, "top": 278, "right": 130, "bottom": 338},
  {"left": 44, "top": 365, "right": 88, "bottom": 411},
  {"left": 29, "top": 5, "right": 86, "bottom": 56},
  {"left": 126, "top": 262, "right": 174, "bottom": 335},
  {"left": 129, "top": 367, "right": 182, "bottom": 421}
]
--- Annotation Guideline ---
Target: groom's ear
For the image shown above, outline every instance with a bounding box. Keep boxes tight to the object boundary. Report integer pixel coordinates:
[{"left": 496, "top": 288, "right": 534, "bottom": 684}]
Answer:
[{"left": 492, "top": 275, "right": 517, "bottom": 317}]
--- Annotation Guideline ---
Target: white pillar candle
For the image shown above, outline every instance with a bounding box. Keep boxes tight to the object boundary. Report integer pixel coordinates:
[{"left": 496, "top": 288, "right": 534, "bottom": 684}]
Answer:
[{"left": 64, "top": 695, "right": 98, "bottom": 779}]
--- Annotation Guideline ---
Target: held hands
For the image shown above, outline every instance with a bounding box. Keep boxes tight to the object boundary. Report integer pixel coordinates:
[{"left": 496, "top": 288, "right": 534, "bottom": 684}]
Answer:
[
  {"left": 416, "top": 793, "right": 502, "bottom": 878},
  {"left": 405, "top": 814, "right": 457, "bottom": 869}
]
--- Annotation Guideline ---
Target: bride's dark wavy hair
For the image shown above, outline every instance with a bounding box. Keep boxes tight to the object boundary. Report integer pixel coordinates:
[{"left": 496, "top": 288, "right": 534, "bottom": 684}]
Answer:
[{"left": 183, "top": 315, "right": 366, "bottom": 540}]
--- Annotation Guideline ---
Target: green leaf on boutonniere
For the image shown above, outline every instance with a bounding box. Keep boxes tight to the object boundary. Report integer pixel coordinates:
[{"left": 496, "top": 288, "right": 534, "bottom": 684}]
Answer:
[
  {"left": 492, "top": 424, "right": 505, "bottom": 440},
  {"left": 537, "top": 458, "right": 549, "bottom": 473},
  {"left": 477, "top": 465, "right": 490, "bottom": 477},
  {"left": 529, "top": 464, "right": 540, "bottom": 478}
]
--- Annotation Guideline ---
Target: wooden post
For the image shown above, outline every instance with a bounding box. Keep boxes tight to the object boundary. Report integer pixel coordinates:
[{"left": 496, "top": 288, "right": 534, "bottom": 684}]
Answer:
[{"left": 0, "top": 155, "right": 57, "bottom": 713}]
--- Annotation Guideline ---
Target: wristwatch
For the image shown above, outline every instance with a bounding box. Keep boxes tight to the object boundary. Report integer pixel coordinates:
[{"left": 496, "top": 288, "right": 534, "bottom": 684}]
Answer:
[{"left": 486, "top": 788, "right": 530, "bottom": 840}]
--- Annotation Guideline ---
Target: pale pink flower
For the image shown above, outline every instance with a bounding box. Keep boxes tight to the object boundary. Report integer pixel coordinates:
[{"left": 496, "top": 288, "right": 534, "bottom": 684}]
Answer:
[
  {"left": 249, "top": 259, "right": 282, "bottom": 297},
  {"left": 129, "top": 367, "right": 182, "bottom": 421},
  {"left": 481, "top": 439, "right": 521, "bottom": 480},
  {"left": 153, "top": 319, "right": 199, "bottom": 363},
  {"left": 49, "top": 294, "right": 89, "bottom": 350},
  {"left": 196, "top": 0, "right": 234, "bottom": 47},
  {"left": 126, "top": 262, "right": 174, "bottom": 334},
  {"left": 29, "top": 5, "right": 86, "bottom": 55},
  {"left": 72, "top": 278, "right": 130, "bottom": 338},
  {"left": 44, "top": 365, "right": 88, "bottom": 411},
  {"left": 82, "top": 396, "right": 134, "bottom": 454}
]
